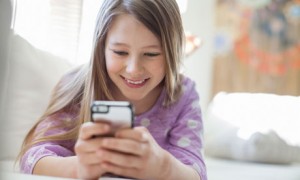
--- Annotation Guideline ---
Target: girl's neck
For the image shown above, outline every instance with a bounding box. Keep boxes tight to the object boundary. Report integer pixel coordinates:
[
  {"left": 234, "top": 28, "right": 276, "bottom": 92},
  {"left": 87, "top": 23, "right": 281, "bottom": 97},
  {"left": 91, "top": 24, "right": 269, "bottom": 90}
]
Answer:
[
  {"left": 131, "top": 87, "right": 161, "bottom": 115},
  {"left": 112, "top": 85, "right": 163, "bottom": 116}
]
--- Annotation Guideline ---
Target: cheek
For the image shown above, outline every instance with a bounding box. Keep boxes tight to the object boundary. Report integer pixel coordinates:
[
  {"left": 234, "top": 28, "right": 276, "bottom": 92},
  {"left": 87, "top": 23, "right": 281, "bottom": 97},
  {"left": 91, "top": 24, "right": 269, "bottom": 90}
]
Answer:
[
  {"left": 153, "top": 60, "right": 166, "bottom": 77},
  {"left": 105, "top": 53, "right": 122, "bottom": 74}
]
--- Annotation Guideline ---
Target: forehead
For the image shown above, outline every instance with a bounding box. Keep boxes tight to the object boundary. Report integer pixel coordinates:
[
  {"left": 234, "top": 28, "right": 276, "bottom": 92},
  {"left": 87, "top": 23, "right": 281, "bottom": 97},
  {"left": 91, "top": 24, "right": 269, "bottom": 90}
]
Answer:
[{"left": 106, "top": 14, "right": 161, "bottom": 46}]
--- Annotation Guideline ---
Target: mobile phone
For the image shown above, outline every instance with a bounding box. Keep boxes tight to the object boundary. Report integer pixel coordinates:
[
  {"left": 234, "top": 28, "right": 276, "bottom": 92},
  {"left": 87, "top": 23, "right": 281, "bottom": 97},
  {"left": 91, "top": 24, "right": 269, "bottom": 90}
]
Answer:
[{"left": 91, "top": 101, "right": 134, "bottom": 135}]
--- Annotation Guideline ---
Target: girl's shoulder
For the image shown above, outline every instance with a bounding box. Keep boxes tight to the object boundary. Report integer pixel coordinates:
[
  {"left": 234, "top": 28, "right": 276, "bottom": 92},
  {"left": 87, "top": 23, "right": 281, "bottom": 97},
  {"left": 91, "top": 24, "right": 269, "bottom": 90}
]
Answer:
[
  {"left": 156, "top": 75, "right": 199, "bottom": 123},
  {"left": 180, "top": 75, "right": 198, "bottom": 100},
  {"left": 136, "top": 76, "right": 198, "bottom": 119},
  {"left": 165, "top": 75, "right": 199, "bottom": 112}
]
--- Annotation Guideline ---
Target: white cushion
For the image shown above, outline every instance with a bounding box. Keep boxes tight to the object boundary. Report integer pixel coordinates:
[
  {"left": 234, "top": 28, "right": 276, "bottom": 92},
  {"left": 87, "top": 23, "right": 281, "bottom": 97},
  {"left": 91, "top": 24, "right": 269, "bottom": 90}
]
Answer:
[
  {"left": 0, "top": 34, "right": 71, "bottom": 160},
  {"left": 204, "top": 92, "right": 300, "bottom": 164},
  {"left": 0, "top": 160, "right": 17, "bottom": 172}
]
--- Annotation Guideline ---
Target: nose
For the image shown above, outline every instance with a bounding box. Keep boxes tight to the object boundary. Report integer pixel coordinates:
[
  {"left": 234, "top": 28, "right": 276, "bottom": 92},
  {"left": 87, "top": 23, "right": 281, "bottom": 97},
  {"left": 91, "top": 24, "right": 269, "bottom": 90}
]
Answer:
[{"left": 126, "top": 56, "right": 144, "bottom": 76}]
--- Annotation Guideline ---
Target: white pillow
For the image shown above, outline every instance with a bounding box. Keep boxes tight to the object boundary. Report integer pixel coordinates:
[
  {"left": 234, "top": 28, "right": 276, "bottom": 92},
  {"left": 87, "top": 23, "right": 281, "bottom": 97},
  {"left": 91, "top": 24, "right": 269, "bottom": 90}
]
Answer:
[
  {"left": 204, "top": 92, "right": 300, "bottom": 164},
  {"left": 0, "top": 34, "right": 71, "bottom": 160}
]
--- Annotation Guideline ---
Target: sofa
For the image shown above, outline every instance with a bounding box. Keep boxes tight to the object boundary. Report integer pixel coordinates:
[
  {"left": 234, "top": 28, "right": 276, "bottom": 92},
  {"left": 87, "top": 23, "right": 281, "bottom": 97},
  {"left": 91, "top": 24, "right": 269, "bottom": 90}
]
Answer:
[
  {"left": 0, "top": 33, "right": 72, "bottom": 172},
  {"left": 1, "top": 34, "right": 300, "bottom": 180}
]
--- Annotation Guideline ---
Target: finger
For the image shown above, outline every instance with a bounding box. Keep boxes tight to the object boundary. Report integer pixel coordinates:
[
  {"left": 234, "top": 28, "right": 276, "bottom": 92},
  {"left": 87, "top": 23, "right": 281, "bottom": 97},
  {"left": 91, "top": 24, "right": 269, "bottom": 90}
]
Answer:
[
  {"left": 97, "top": 149, "right": 142, "bottom": 168},
  {"left": 115, "top": 127, "right": 149, "bottom": 142},
  {"left": 100, "top": 138, "right": 147, "bottom": 156},
  {"left": 79, "top": 122, "right": 110, "bottom": 140},
  {"left": 75, "top": 138, "right": 104, "bottom": 153},
  {"left": 101, "top": 162, "right": 140, "bottom": 179}
]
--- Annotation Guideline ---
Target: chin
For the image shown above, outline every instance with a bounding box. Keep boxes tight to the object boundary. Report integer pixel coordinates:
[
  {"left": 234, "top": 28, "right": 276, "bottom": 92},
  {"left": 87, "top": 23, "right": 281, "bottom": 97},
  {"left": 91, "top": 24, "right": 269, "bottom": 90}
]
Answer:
[
  {"left": 121, "top": 89, "right": 150, "bottom": 100},
  {"left": 123, "top": 94, "right": 146, "bottom": 102}
]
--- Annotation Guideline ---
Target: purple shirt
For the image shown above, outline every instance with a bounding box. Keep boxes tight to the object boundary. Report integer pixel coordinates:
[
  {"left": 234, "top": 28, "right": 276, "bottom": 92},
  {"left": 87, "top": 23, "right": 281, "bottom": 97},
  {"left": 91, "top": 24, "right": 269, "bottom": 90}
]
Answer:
[{"left": 20, "top": 76, "right": 207, "bottom": 180}]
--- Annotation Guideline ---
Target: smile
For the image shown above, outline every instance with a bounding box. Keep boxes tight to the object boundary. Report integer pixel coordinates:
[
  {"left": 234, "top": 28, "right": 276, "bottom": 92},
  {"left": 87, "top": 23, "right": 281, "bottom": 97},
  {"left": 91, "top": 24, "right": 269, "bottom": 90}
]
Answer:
[
  {"left": 125, "top": 78, "right": 146, "bottom": 85},
  {"left": 122, "top": 76, "right": 149, "bottom": 88}
]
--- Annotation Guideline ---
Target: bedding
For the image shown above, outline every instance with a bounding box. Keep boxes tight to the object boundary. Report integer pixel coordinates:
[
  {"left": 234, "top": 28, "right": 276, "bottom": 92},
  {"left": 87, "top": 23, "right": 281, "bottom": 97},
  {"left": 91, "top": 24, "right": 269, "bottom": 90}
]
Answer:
[
  {"left": 206, "top": 156, "right": 300, "bottom": 180},
  {"left": 2, "top": 156, "right": 300, "bottom": 180}
]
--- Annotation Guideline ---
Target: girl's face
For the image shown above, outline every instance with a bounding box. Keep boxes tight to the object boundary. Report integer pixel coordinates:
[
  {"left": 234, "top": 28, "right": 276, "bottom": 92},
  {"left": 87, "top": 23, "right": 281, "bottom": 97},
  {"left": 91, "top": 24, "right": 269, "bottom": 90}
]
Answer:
[{"left": 105, "top": 14, "right": 166, "bottom": 103}]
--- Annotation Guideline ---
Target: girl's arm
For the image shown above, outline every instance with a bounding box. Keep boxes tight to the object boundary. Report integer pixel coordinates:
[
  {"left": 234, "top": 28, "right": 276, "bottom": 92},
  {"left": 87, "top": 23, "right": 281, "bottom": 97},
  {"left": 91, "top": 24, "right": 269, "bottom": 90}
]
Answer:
[
  {"left": 23, "top": 122, "right": 112, "bottom": 179},
  {"left": 163, "top": 150, "right": 200, "bottom": 180},
  {"left": 20, "top": 109, "right": 112, "bottom": 179},
  {"left": 19, "top": 112, "right": 77, "bottom": 175},
  {"left": 167, "top": 78, "right": 207, "bottom": 179},
  {"left": 20, "top": 142, "right": 76, "bottom": 175},
  {"left": 33, "top": 156, "right": 77, "bottom": 178}
]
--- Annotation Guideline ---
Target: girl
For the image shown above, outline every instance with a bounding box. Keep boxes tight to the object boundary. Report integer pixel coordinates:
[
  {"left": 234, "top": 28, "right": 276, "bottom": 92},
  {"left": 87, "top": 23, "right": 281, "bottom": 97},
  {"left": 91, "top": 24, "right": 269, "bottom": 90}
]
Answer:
[{"left": 18, "top": 0, "right": 207, "bottom": 179}]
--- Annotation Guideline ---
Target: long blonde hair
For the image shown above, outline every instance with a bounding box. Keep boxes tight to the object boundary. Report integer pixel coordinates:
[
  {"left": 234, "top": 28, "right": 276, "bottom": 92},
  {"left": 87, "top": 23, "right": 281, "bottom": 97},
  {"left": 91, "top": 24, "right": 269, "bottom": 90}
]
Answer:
[{"left": 17, "top": 0, "right": 184, "bottom": 162}]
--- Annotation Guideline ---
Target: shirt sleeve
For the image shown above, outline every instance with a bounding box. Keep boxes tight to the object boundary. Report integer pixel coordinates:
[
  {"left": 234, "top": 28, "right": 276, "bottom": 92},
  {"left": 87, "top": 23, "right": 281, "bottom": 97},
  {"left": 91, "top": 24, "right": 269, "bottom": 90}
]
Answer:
[
  {"left": 20, "top": 142, "right": 74, "bottom": 174},
  {"left": 20, "top": 112, "right": 76, "bottom": 174},
  {"left": 167, "top": 79, "right": 207, "bottom": 180}
]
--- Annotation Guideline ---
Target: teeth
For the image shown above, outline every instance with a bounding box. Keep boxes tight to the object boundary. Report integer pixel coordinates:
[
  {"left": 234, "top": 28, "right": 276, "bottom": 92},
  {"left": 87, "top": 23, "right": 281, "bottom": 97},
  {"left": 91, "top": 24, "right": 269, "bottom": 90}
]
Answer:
[{"left": 126, "top": 78, "right": 146, "bottom": 84}]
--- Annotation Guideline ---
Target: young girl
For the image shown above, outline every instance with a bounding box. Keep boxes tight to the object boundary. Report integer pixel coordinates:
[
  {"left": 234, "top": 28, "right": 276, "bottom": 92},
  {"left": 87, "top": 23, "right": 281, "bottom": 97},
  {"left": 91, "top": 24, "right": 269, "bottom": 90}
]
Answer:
[{"left": 18, "top": 0, "right": 207, "bottom": 179}]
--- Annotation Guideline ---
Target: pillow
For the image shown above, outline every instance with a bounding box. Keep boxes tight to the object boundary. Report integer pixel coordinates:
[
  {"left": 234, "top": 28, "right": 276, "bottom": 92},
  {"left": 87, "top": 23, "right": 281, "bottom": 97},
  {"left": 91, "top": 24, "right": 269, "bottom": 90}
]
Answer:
[
  {"left": 0, "top": 34, "right": 72, "bottom": 160},
  {"left": 204, "top": 92, "right": 300, "bottom": 164}
]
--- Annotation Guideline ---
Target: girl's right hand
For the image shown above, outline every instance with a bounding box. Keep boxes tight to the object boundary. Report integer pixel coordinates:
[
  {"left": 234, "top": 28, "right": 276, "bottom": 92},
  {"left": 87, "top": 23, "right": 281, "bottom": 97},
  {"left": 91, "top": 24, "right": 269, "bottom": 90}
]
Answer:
[{"left": 74, "top": 122, "right": 111, "bottom": 179}]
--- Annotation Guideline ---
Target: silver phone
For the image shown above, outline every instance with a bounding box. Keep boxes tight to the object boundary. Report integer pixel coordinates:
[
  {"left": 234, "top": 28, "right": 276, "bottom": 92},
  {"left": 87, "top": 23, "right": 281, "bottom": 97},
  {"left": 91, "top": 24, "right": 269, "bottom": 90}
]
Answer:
[{"left": 91, "top": 101, "right": 134, "bottom": 135}]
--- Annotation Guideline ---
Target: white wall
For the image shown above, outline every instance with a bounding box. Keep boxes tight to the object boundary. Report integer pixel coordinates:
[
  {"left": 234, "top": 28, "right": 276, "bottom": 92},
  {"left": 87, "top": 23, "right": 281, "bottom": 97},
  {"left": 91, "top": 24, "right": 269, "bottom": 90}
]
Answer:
[{"left": 181, "top": 0, "right": 216, "bottom": 113}]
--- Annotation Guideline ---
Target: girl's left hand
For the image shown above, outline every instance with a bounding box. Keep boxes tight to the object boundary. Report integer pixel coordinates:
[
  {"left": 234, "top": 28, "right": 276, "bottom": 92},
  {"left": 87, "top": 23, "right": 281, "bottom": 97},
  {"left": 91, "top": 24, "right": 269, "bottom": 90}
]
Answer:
[{"left": 98, "top": 126, "right": 171, "bottom": 180}]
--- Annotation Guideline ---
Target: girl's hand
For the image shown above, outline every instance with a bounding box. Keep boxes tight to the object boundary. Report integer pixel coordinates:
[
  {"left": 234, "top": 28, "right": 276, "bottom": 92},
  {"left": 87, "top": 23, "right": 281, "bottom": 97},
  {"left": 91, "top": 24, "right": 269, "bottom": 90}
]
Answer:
[
  {"left": 98, "top": 126, "right": 171, "bottom": 180},
  {"left": 74, "top": 122, "right": 111, "bottom": 179}
]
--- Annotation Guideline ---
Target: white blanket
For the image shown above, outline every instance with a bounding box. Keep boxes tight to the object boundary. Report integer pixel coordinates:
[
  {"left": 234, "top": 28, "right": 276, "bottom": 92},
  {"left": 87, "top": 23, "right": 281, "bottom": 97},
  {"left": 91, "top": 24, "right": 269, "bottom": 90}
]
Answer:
[{"left": 206, "top": 156, "right": 300, "bottom": 180}]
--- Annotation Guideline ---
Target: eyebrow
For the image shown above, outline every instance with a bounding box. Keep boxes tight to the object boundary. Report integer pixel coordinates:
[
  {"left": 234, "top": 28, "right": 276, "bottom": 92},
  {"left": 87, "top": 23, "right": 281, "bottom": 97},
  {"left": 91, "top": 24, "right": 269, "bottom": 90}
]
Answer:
[
  {"left": 110, "top": 42, "right": 128, "bottom": 46},
  {"left": 109, "top": 42, "right": 161, "bottom": 49}
]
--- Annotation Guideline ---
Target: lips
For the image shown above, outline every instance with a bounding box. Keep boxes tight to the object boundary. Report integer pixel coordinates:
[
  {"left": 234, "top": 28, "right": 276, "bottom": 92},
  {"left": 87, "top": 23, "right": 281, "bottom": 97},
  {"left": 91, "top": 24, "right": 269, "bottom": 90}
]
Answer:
[{"left": 121, "top": 76, "right": 149, "bottom": 88}]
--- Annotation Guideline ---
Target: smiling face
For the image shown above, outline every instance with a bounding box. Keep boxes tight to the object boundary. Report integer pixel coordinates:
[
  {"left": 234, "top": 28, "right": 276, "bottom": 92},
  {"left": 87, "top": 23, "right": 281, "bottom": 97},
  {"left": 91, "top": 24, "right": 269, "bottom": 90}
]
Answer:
[{"left": 105, "top": 14, "right": 166, "bottom": 106}]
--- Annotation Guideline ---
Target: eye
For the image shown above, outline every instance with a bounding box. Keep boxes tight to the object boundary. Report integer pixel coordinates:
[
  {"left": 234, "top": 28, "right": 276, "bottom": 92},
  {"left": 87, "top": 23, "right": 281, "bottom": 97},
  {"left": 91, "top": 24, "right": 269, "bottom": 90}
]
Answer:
[
  {"left": 144, "top": 52, "right": 161, "bottom": 57},
  {"left": 112, "top": 50, "right": 128, "bottom": 56}
]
